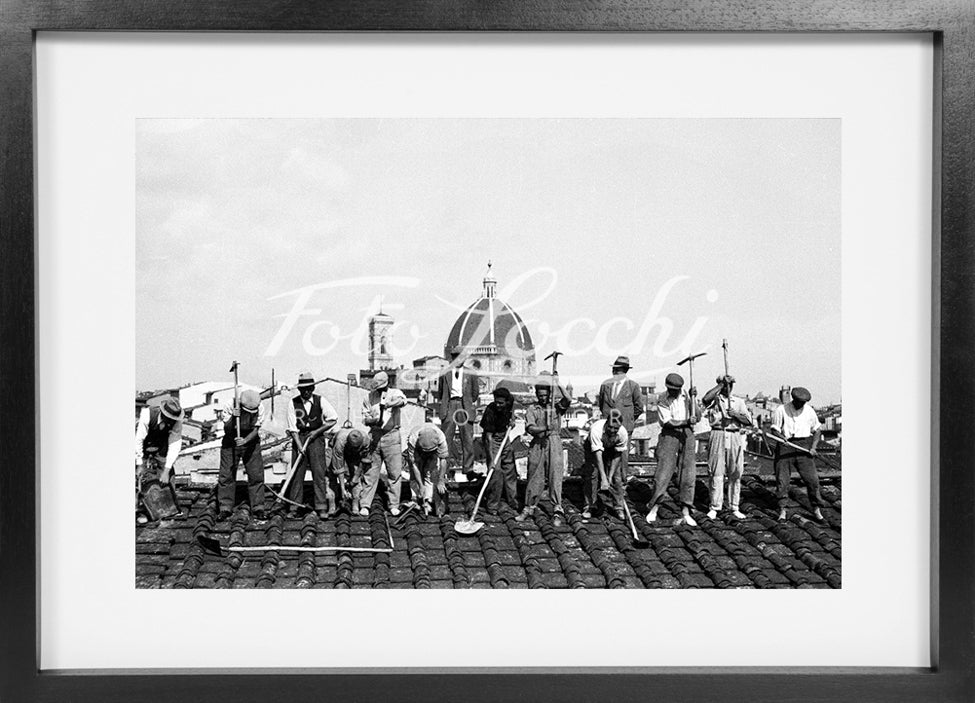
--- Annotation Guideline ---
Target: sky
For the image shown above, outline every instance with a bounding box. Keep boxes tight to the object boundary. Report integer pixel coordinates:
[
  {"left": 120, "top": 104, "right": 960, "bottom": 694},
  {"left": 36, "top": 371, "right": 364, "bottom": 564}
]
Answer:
[{"left": 137, "top": 118, "right": 840, "bottom": 403}]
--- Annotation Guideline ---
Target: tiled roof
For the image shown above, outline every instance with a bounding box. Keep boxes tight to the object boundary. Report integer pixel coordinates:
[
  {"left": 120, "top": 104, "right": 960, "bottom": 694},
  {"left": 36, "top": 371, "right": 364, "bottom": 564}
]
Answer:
[{"left": 136, "top": 476, "right": 841, "bottom": 589}]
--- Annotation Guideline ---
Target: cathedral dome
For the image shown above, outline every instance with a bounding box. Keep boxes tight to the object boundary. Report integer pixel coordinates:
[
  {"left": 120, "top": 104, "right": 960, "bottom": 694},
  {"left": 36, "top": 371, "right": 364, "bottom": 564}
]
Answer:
[{"left": 443, "top": 266, "right": 535, "bottom": 374}]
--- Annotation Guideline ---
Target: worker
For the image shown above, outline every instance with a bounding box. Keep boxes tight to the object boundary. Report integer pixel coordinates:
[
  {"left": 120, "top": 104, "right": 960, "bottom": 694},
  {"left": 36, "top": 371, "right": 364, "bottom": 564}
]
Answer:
[
  {"left": 770, "top": 386, "right": 824, "bottom": 521},
  {"left": 701, "top": 375, "right": 753, "bottom": 520},
  {"left": 647, "top": 372, "right": 700, "bottom": 526},
  {"left": 361, "top": 371, "right": 407, "bottom": 516},
  {"left": 596, "top": 355, "right": 644, "bottom": 481},
  {"left": 217, "top": 388, "right": 267, "bottom": 521},
  {"left": 581, "top": 411, "right": 629, "bottom": 520},
  {"left": 285, "top": 372, "right": 338, "bottom": 519},
  {"left": 405, "top": 423, "right": 450, "bottom": 516},
  {"left": 331, "top": 425, "right": 371, "bottom": 515},
  {"left": 480, "top": 386, "right": 518, "bottom": 515},
  {"left": 516, "top": 373, "right": 571, "bottom": 526},
  {"left": 437, "top": 346, "right": 480, "bottom": 483},
  {"left": 134, "top": 396, "right": 184, "bottom": 524}
]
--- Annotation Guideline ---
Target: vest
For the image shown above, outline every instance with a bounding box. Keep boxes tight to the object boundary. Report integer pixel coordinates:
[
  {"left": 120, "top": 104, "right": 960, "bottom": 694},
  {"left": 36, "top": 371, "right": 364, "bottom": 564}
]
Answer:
[
  {"left": 143, "top": 407, "right": 172, "bottom": 457},
  {"left": 292, "top": 394, "right": 324, "bottom": 433}
]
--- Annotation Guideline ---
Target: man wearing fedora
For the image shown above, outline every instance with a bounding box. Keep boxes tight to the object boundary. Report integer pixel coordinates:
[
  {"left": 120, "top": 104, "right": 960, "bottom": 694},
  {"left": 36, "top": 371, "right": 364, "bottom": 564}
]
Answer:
[
  {"left": 134, "top": 396, "right": 184, "bottom": 523},
  {"left": 361, "top": 371, "right": 408, "bottom": 516},
  {"left": 437, "top": 346, "right": 480, "bottom": 483},
  {"left": 647, "top": 372, "right": 700, "bottom": 526},
  {"left": 701, "top": 375, "right": 753, "bottom": 520},
  {"left": 597, "top": 355, "right": 644, "bottom": 481},
  {"left": 770, "top": 386, "right": 824, "bottom": 521},
  {"left": 218, "top": 388, "right": 268, "bottom": 521},
  {"left": 285, "top": 372, "right": 338, "bottom": 519}
]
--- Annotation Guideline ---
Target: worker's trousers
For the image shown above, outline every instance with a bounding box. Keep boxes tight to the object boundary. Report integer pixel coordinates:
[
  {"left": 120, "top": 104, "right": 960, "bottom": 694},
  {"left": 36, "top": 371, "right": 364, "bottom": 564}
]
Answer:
[
  {"left": 218, "top": 443, "right": 266, "bottom": 512},
  {"left": 287, "top": 434, "right": 330, "bottom": 511},
  {"left": 524, "top": 436, "right": 564, "bottom": 513},
  {"left": 409, "top": 449, "right": 447, "bottom": 515},
  {"left": 650, "top": 429, "right": 697, "bottom": 510},
  {"left": 441, "top": 399, "right": 475, "bottom": 472},
  {"left": 774, "top": 437, "right": 823, "bottom": 510},
  {"left": 707, "top": 429, "right": 744, "bottom": 512},
  {"left": 484, "top": 435, "right": 518, "bottom": 513},
  {"left": 359, "top": 429, "right": 403, "bottom": 511},
  {"left": 582, "top": 452, "right": 624, "bottom": 513}
]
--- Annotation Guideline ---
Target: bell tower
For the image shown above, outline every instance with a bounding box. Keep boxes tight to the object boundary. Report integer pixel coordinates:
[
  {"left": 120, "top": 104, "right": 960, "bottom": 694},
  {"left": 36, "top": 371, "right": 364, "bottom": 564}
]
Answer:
[{"left": 368, "top": 302, "right": 394, "bottom": 371}]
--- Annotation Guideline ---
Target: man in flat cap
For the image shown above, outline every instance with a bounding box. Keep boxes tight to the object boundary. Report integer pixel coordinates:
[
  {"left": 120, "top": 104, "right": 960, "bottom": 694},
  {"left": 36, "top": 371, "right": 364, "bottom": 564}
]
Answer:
[
  {"left": 597, "top": 355, "right": 644, "bottom": 481},
  {"left": 517, "top": 373, "right": 572, "bottom": 526},
  {"left": 581, "top": 410, "right": 629, "bottom": 520},
  {"left": 218, "top": 388, "right": 268, "bottom": 521},
  {"left": 770, "top": 386, "right": 824, "bottom": 521},
  {"left": 480, "top": 386, "right": 518, "bottom": 515},
  {"left": 134, "top": 396, "right": 184, "bottom": 523},
  {"left": 331, "top": 424, "right": 371, "bottom": 514},
  {"left": 437, "top": 346, "right": 480, "bottom": 484},
  {"left": 647, "top": 372, "right": 700, "bottom": 526},
  {"left": 285, "top": 372, "right": 339, "bottom": 519},
  {"left": 361, "top": 371, "right": 408, "bottom": 516},
  {"left": 701, "top": 375, "right": 753, "bottom": 519},
  {"left": 405, "top": 422, "right": 450, "bottom": 516}
]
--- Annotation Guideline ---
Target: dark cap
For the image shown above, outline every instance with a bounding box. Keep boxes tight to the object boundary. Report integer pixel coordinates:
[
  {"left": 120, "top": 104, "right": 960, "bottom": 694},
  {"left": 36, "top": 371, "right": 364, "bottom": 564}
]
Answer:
[
  {"left": 492, "top": 386, "right": 513, "bottom": 400},
  {"left": 665, "top": 373, "right": 684, "bottom": 389},
  {"left": 791, "top": 386, "right": 811, "bottom": 403}
]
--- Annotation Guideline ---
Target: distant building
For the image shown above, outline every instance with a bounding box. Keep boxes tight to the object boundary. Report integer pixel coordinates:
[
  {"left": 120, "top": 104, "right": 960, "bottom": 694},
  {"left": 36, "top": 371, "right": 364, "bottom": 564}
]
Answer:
[
  {"left": 397, "top": 354, "right": 449, "bottom": 403},
  {"left": 367, "top": 310, "right": 395, "bottom": 371},
  {"left": 444, "top": 264, "right": 536, "bottom": 393}
]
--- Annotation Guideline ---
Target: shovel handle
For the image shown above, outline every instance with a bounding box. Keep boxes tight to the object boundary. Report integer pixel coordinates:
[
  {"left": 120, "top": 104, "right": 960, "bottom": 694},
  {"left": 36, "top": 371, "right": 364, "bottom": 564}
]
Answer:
[{"left": 466, "top": 429, "right": 513, "bottom": 523}]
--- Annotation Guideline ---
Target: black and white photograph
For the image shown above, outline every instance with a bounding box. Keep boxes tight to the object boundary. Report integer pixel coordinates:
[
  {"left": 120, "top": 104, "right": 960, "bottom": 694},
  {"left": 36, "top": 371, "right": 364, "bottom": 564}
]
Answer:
[{"left": 134, "top": 117, "right": 841, "bottom": 590}]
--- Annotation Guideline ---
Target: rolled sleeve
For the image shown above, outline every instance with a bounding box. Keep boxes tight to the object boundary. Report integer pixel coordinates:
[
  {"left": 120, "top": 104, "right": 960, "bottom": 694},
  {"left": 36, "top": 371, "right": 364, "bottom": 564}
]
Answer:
[
  {"left": 165, "top": 423, "right": 183, "bottom": 470},
  {"left": 321, "top": 398, "right": 339, "bottom": 426},
  {"left": 286, "top": 400, "right": 299, "bottom": 434}
]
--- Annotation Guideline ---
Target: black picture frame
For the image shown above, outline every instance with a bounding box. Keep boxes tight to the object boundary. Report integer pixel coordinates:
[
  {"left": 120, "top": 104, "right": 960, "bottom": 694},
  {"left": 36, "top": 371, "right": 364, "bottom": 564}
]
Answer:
[{"left": 2, "top": 1, "right": 973, "bottom": 701}]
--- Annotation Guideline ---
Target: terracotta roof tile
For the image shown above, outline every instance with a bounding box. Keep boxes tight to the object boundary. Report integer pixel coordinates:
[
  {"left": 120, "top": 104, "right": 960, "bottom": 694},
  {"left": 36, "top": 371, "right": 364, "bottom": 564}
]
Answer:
[{"left": 137, "top": 475, "right": 842, "bottom": 589}]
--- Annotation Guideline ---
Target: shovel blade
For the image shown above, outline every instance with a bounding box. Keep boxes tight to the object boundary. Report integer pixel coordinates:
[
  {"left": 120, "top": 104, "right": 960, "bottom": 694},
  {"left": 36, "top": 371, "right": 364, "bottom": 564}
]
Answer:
[
  {"left": 631, "top": 538, "right": 650, "bottom": 549},
  {"left": 454, "top": 519, "right": 484, "bottom": 535},
  {"left": 197, "top": 534, "right": 225, "bottom": 557}
]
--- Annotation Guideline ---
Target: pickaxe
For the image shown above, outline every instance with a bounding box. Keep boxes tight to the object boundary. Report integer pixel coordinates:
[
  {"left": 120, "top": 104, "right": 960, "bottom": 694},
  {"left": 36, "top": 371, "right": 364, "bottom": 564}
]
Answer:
[
  {"left": 676, "top": 351, "right": 706, "bottom": 421},
  {"left": 228, "top": 360, "right": 240, "bottom": 437}
]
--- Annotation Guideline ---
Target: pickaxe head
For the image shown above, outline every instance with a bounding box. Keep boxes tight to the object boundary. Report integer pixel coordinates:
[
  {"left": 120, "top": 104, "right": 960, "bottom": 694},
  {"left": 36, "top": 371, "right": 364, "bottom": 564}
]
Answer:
[
  {"left": 228, "top": 360, "right": 239, "bottom": 373},
  {"left": 544, "top": 350, "right": 564, "bottom": 361},
  {"left": 676, "top": 351, "right": 707, "bottom": 366}
]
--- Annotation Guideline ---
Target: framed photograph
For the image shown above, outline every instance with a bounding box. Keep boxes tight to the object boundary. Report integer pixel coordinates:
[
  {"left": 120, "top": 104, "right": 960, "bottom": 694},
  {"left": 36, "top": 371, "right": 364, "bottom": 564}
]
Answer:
[{"left": 2, "top": 1, "right": 973, "bottom": 702}]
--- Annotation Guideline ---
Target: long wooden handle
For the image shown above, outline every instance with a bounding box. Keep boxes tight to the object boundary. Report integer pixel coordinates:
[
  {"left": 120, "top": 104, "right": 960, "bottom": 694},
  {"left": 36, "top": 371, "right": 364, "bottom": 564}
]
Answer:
[
  {"left": 226, "top": 544, "right": 392, "bottom": 554},
  {"left": 468, "top": 430, "right": 512, "bottom": 521}
]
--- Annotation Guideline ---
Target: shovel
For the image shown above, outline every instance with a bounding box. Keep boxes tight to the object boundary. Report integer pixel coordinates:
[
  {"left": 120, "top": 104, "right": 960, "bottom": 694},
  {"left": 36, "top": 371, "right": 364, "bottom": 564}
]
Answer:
[
  {"left": 621, "top": 495, "right": 650, "bottom": 549},
  {"left": 454, "top": 428, "right": 512, "bottom": 535}
]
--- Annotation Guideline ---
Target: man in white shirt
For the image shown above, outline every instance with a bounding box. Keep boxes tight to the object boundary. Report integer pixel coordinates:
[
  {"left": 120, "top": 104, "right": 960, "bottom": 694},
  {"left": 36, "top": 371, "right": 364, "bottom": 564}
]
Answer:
[
  {"left": 405, "top": 423, "right": 450, "bottom": 516},
  {"left": 770, "top": 386, "right": 824, "bottom": 521},
  {"left": 647, "top": 372, "right": 700, "bottom": 526},
  {"left": 582, "top": 412, "right": 629, "bottom": 520},
  {"left": 361, "top": 371, "right": 408, "bottom": 516},
  {"left": 134, "top": 396, "right": 183, "bottom": 523},
  {"left": 285, "top": 372, "right": 338, "bottom": 519},
  {"left": 437, "top": 347, "right": 480, "bottom": 483},
  {"left": 701, "top": 375, "right": 753, "bottom": 519}
]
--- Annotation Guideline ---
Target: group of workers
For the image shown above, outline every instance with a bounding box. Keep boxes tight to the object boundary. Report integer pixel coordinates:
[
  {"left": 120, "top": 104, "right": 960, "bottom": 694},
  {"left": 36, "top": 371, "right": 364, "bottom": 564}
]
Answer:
[{"left": 135, "top": 349, "right": 826, "bottom": 527}]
